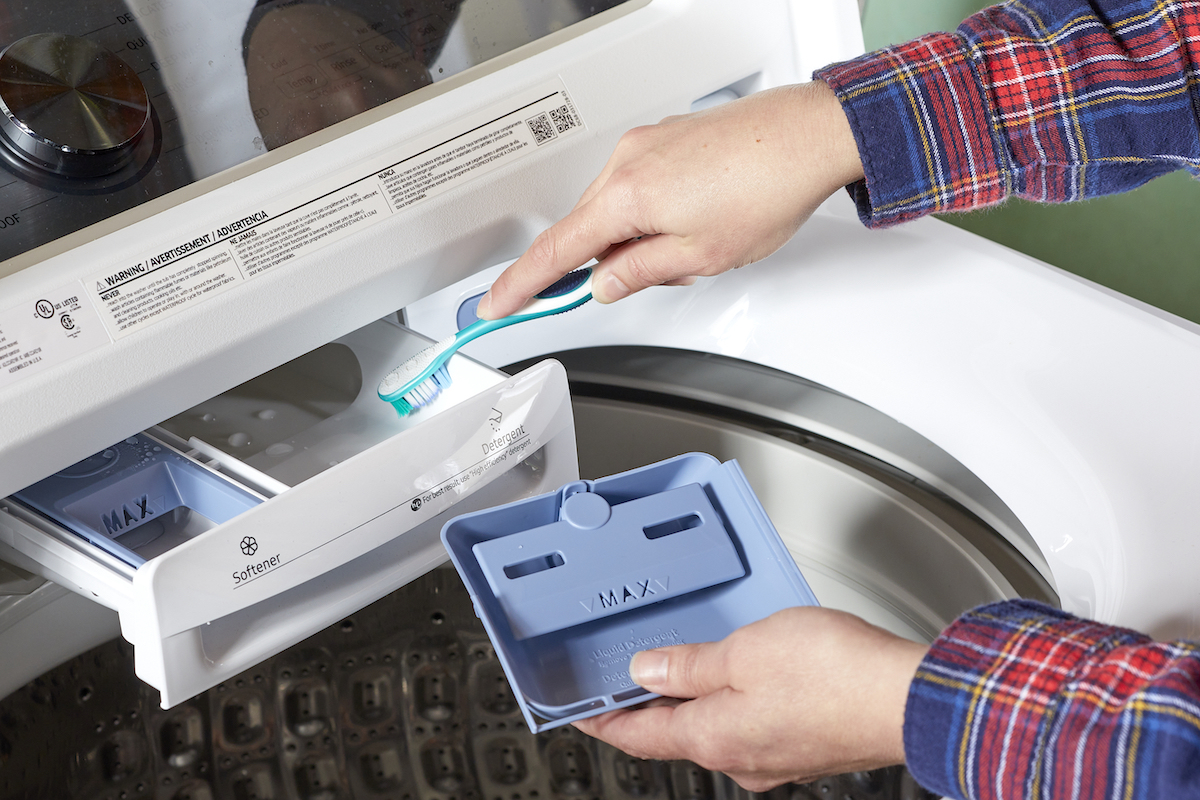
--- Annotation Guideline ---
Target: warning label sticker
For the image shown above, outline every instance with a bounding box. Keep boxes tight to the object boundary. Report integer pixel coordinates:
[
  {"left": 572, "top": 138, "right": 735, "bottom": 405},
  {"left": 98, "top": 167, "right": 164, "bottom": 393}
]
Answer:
[
  {"left": 381, "top": 119, "right": 532, "bottom": 211},
  {"left": 85, "top": 81, "right": 585, "bottom": 340},
  {"left": 0, "top": 285, "right": 110, "bottom": 390},
  {"left": 101, "top": 250, "right": 243, "bottom": 334},
  {"left": 230, "top": 189, "right": 388, "bottom": 278}
]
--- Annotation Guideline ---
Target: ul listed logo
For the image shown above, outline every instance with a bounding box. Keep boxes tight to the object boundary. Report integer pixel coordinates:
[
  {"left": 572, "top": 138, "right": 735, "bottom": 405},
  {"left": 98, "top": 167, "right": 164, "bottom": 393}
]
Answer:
[
  {"left": 34, "top": 299, "right": 54, "bottom": 319},
  {"left": 240, "top": 536, "right": 258, "bottom": 556}
]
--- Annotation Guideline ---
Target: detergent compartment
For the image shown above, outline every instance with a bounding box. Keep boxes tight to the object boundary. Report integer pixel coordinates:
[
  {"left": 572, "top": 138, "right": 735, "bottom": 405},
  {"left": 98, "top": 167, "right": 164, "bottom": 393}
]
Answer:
[
  {"left": 442, "top": 452, "right": 818, "bottom": 733},
  {"left": 0, "top": 320, "right": 579, "bottom": 708}
]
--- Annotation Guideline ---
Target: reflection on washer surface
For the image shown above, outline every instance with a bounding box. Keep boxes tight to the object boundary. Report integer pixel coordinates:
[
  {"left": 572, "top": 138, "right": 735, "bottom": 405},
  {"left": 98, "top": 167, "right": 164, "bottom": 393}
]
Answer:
[{"left": 0, "top": 0, "right": 631, "bottom": 263}]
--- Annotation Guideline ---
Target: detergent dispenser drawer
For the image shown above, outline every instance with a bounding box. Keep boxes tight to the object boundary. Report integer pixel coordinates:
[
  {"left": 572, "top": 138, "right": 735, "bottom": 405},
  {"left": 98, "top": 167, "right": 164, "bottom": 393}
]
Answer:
[{"left": 0, "top": 319, "right": 578, "bottom": 707}]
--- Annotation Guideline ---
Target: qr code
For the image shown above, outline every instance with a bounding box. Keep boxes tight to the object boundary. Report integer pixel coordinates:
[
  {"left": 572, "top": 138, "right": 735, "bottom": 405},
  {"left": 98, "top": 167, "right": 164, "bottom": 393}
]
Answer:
[
  {"left": 526, "top": 113, "right": 556, "bottom": 145},
  {"left": 549, "top": 104, "right": 577, "bottom": 134}
]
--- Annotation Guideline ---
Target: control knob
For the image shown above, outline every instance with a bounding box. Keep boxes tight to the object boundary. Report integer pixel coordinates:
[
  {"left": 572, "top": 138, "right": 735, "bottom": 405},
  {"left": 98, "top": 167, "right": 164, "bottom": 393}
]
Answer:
[{"left": 0, "top": 33, "right": 150, "bottom": 178}]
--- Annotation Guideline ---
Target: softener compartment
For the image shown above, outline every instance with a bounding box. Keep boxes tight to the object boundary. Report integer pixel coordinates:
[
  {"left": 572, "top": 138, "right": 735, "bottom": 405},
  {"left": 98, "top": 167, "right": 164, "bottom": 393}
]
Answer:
[
  {"left": 14, "top": 434, "right": 265, "bottom": 567},
  {"left": 0, "top": 319, "right": 578, "bottom": 707},
  {"left": 442, "top": 452, "right": 818, "bottom": 733}
]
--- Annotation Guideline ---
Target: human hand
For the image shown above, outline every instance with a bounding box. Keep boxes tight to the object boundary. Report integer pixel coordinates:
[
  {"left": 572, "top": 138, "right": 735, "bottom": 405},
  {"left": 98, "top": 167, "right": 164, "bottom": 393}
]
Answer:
[
  {"left": 477, "top": 80, "right": 862, "bottom": 318},
  {"left": 572, "top": 607, "right": 927, "bottom": 792}
]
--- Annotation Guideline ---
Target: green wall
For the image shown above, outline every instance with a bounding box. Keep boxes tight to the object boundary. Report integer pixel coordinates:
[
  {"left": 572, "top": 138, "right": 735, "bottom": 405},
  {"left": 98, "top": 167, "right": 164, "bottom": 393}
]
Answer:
[{"left": 859, "top": 1, "right": 1200, "bottom": 323}]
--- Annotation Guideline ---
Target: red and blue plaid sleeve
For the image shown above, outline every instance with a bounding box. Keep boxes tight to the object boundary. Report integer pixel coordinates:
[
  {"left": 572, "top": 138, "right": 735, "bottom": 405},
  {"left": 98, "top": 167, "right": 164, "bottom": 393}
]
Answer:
[
  {"left": 904, "top": 600, "right": 1200, "bottom": 799},
  {"left": 815, "top": 1, "right": 1200, "bottom": 227}
]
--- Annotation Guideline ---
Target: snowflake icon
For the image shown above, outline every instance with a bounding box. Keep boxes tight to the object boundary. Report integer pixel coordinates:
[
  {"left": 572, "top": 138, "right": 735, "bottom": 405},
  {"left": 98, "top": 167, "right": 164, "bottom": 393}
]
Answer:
[{"left": 240, "top": 536, "right": 258, "bottom": 556}]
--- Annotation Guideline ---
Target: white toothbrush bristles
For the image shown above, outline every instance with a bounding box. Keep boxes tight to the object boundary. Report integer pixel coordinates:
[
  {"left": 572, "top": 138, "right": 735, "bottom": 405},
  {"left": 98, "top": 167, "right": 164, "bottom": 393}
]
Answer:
[
  {"left": 379, "top": 336, "right": 457, "bottom": 417},
  {"left": 386, "top": 364, "right": 453, "bottom": 417}
]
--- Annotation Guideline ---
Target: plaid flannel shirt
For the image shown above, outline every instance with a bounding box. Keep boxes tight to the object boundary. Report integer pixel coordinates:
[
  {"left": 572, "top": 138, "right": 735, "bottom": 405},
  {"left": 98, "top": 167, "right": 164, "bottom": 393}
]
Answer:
[
  {"left": 815, "top": 0, "right": 1200, "bottom": 227},
  {"left": 814, "top": 3, "right": 1200, "bottom": 795},
  {"left": 904, "top": 600, "right": 1200, "bottom": 799}
]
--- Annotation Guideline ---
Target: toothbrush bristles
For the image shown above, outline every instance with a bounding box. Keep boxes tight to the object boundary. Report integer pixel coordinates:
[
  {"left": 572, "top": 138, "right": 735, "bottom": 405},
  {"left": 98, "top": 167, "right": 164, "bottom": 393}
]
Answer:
[{"left": 390, "top": 364, "right": 453, "bottom": 417}]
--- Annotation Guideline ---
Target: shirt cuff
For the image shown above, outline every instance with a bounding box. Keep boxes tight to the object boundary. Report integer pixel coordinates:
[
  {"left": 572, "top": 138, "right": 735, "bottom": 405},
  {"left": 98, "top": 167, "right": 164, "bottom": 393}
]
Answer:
[
  {"left": 815, "top": 33, "right": 1010, "bottom": 228},
  {"left": 901, "top": 600, "right": 1151, "bottom": 799}
]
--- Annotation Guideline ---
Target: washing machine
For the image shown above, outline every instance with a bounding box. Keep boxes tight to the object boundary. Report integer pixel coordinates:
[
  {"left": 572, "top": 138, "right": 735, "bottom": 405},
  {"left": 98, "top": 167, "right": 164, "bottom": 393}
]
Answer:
[
  {"left": 0, "top": 0, "right": 1197, "bottom": 798},
  {"left": 407, "top": 183, "right": 1200, "bottom": 645}
]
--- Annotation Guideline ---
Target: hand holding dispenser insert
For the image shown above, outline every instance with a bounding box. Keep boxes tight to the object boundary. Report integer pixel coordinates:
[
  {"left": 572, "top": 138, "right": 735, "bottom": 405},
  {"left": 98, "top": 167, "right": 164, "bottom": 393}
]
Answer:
[{"left": 377, "top": 268, "right": 593, "bottom": 416}]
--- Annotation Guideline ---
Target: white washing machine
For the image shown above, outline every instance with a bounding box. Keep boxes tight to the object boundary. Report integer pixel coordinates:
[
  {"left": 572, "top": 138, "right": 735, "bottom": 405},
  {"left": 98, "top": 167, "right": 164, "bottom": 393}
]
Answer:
[
  {"left": 0, "top": 0, "right": 1197, "bottom": 797},
  {"left": 407, "top": 187, "right": 1200, "bottom": 645}
]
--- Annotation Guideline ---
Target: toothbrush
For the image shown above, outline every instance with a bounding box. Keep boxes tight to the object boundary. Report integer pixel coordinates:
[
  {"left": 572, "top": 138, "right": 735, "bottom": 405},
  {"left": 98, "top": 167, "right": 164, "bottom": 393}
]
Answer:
[{"left": 378, "top": 267, "right": 594, "bottom": 416}]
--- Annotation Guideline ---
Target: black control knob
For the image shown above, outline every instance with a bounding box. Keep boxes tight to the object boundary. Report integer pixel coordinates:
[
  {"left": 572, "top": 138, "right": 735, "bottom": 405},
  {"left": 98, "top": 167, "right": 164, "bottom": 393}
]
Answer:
[{"left": 0, "top": 33, "right": 150, "bottom": 178}]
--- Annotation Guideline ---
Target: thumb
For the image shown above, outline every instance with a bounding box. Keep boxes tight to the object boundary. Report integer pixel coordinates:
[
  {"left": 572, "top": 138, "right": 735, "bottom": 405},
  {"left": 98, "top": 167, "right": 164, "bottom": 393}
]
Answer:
[{"left": 630, "top": 642, "right": 730, "bottom": 699}]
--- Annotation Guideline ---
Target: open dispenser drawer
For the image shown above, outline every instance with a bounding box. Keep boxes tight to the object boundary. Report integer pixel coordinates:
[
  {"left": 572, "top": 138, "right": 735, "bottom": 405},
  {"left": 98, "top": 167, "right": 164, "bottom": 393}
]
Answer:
[{"left": 0, "top": 318, "right": 578, "bottom": 707}]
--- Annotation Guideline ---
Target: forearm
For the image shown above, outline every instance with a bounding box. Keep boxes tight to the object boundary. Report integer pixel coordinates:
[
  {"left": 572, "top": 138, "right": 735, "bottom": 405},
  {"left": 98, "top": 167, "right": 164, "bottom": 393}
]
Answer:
[
  {"left": 905, "top": 600, "right": 1200, "bottom": 799},
  {"left": 817, "top": 0, "right": 1200, "bottom": 227}
]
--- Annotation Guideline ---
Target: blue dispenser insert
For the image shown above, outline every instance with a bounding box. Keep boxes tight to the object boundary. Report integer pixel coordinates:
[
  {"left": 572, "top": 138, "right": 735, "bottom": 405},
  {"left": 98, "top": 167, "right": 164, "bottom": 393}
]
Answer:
[
  {"left": 441, "top": 452, "right": 818, "bottom": 733},
  {"left": 13, "top": 433, "right": 264, "bottom": 567}
]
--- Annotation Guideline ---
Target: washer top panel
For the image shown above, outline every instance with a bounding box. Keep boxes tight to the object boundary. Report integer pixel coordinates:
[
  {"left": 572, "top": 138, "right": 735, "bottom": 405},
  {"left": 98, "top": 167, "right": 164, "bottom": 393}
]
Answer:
[{"left": 0, "top": 0, "right": 628, "bottom": 265}]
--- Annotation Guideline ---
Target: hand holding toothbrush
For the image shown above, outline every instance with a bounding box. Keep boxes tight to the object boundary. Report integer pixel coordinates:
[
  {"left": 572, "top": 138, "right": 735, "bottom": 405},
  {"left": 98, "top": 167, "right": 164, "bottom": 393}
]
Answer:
[
  {"left": 476, "top": 81, "right": 863, "bottom": 319},
  {"left": 378, "top": 269, "right": 594, "bottom": 416}
]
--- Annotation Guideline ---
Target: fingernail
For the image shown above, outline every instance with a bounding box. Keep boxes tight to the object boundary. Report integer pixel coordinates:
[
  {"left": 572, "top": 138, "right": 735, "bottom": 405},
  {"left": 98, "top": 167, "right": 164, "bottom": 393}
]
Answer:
[
  {"left": 476, "top": 292, "right": 493, "bottom": 319},
  {"left": 629, "top": 650, "right": 668, "bottom": 686},
  {"left": 596, "top": 271, "right": 631, "bottom": 303}
]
